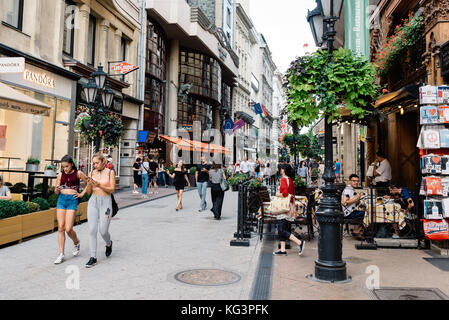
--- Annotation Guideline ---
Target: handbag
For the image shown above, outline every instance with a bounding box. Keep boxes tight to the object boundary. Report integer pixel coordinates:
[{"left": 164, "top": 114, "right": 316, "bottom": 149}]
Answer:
[
  {"left": 220, "top": 171, "right": 229, "bottom": 192},
  {"left": 109, "top": 169, "right": 119, "bottom": 217}
]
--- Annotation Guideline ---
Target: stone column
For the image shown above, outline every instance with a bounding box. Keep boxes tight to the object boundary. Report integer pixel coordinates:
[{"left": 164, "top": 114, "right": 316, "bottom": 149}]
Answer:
[
  {"left": 343, "top": 123, "right": 354, "bottom": 180},
  {"left": 167, "top": 40, "right": 180, "bottom": 164},
  {"left": 74, "top": 4, "right": 90, "bottom": 64},
  {"left": 98, "top": 19, "right": 110, "bottom": 68},
  {"left": 114, "top": 29, "right": 123, "bottom": 61}
]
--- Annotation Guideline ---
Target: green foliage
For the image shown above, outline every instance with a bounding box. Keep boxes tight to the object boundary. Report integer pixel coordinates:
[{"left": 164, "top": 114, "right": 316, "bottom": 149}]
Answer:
[
  {"left": 26, "top": 202, "right": 40, "bottom": 213},
  {"left": 26, "top": 157, "right": 40, "bottom": 165},
  {"left": 189, "top": 166, "right": 197, "bottom": 174},
  {"left": 45, "top": 165, "right": 57, "bottom": 170},
  {"left": 249, "top": 178, "right": 263, "bottom": 189},
  {"left": 48, "top": 193, "right": 59, "bottom": 208},
  {"left": 10, "top": 183, "right": 27, "bottom": 194},
  {"left": 311, "top": 168, "right": 320, "bottom": 178},
  {"left": 294, "top": 176, "right": 307, "bottom": 188},
  {"left": 168, "top": 166, "right": 175, "bottom": 174},
  {"left": 11, "top": 200, "right": 30, "bottom": 215},
  {"left": 227, "top": 173, "right": 248, "bottom": 185},
  {"left": 35, "top": 183, "right": 43, "bottom": 192},
  {"left": 0, "top": 200, "right": 16, "bottom": 219},
  {"left": 31, "top": 197, "right": 50, "bottom": 211},
  {"left": 373, "top": 12, "right": 424, "bottom": 75},
  {"left": 284, "top": 48, "right": 379, "bottom": 127},
  {"left": 77, "top": 112, "right": 124, "bottom": 147}
]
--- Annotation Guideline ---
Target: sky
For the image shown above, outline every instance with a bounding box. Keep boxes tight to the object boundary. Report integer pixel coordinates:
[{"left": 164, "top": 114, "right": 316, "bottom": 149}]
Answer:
[{"left": 248, "top": 0, "right": 318, "bottom": 73}]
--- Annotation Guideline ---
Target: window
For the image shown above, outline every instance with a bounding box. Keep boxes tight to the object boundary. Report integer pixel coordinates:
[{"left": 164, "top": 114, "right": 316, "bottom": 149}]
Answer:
[
  {"left": 63, "top": 1, "right": 75, "bottom": 56},
  {"left": 2, "top": 0, "right": 24, "bottom": 30},
  {"left": 226, "top": 8, "right": 231, "bottom": 28},
  {"left": 87, "top": 15, "right": 96, "bottom": 66},
  {"left": 120, "top": 37, "right": 126, "bottom": 81}
]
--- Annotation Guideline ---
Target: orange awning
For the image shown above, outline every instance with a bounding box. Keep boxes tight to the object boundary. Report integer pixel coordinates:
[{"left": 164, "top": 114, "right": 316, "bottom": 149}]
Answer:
[{"left": 159, "top": 135, "right": 231, "bottom": 154}]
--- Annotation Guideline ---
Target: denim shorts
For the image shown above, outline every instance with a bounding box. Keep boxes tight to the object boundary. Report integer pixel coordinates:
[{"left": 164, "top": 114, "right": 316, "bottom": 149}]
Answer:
[{"left": 56, "top": 194, "right": 79, "bottom": 211}]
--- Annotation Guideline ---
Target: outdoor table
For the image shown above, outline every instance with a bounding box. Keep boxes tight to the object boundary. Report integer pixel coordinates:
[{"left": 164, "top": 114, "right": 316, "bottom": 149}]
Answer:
[
  {"left": 32, "top": 175, "right": 57, "bottom": 199},
  {"left": 362, "top": 201, "right": 406, "bottom": 230},
  {"left": 0, "top": 169, "right": 46, "bottom": 201}
]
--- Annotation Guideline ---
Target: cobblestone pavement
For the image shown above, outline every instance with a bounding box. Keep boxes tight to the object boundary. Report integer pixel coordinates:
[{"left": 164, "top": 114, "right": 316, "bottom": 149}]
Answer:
[{"left": 0, "top": 189, "right": 262, "bottom": 300}]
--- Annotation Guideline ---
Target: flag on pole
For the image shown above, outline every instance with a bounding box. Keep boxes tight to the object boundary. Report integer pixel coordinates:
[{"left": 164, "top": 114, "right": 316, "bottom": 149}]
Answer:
[
  {"left": 232, "top": 119, "right": 245, "bottom": 133},
  {"left": 254, "top": 103, "right": 263, "bottom": 115},
  {"left": 261, "top": 105, "right": 268, "bottom": 118},
  {"left": 223, "top": 117, "right": 235, "bottom": 135}
]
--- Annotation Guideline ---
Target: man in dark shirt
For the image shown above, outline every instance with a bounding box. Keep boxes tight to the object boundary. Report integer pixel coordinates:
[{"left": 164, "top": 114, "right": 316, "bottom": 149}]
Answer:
[
  {"left": 148, "top": 155, "right": 159, "bottom": 195},
  {"left": 196, "top": 156, "right": 211, "bottom": 212}
]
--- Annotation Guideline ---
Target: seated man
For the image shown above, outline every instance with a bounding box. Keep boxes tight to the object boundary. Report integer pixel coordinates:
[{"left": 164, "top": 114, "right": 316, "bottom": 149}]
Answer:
[
  {"left": 388, "top": 182, "right": 415, "bottom": 215},
  {"left": 341, "top": 174, "right": 365, "bottom": 235}
]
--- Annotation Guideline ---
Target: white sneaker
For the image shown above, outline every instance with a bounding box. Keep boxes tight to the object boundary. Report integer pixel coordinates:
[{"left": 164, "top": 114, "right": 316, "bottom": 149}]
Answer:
[
  {"left": 54, "top": 253, "right": 65, "bottom": 264},
  {"left": 132, "top": 190, "right": 138, "bottom": 194},
  {"left": 149, "top": 191, "right": 153, "bottom": 194},
  {"left": 73, "top": 242, "right": 80, "bottom": 256}
]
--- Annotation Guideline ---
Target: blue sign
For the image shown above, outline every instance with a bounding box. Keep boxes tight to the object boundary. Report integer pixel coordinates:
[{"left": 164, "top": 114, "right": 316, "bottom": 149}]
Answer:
[{"left": 138, "top": 131, "right": 149, "bottom": 143}]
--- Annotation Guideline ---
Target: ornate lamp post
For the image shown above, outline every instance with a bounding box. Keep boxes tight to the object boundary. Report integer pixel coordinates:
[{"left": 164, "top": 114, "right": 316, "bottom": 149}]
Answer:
[
  {"left": 82, "top": 65, "right": 115, "bottom": 153},
  {"left": 307, "top": 0, "right": 350, "bottom": 283}
]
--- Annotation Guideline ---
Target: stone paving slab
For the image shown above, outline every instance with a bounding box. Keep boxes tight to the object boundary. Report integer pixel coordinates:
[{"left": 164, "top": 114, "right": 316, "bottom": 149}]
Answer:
[
  {"left": 271, "top": 235, "right": 449, "bottom": 300},
  {"left": 0, "top": 189, "right": 262, "bottom": 300}
]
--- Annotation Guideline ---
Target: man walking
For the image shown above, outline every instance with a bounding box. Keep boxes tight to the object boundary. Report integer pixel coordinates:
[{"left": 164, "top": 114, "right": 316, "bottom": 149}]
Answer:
[
  {"left": 196, "top": 156, "right": 210, "bottom": 212},
  {"left": 240, "top": 157, "right": 250, "bottom": 176}
]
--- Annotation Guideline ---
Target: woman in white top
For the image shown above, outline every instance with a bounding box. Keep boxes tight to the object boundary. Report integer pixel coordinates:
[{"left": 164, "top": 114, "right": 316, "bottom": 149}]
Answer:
[{"left": 140, "top": 156, "right": 150, "bottom": 198}]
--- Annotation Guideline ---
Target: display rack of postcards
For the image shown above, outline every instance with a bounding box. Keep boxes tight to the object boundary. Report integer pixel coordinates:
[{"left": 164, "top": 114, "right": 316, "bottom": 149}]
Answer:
[{"left": 417, "top": 85, "right": 449, "bottom": 246}]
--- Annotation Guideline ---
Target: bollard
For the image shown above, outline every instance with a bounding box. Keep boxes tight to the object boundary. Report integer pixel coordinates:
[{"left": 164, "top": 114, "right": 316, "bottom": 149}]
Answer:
[{"left": 230, "top": 182, "right": 250, "bottom": 247}]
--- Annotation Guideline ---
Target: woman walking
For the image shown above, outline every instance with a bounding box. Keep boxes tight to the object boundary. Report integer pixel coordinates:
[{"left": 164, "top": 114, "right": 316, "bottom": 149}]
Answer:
[
  {"left": 85, "top": 153, "right": 116, "bottom": 268},
  {"left": 54, "top": 155, "right": 89, "bottom": 264},
  {"left": 255, "top": 159, "right": 261, "bottom": 179},
  {"left": 209, "top": 162, "right": 227, "bottom": 220},
  {"left": 158, "top": 159, "right": 168, "bottom": 188},
  {"left": 132, "top": 157, "right": 142, "bottom": 194},
  {"left": 140, "top": 156, "right": 150, "bottom": 199},
  {"left": 273, "top": 165, "right": 305, "bottom": 256},
  {"left": 297, "top": 160, "right": 308, "bottom": 182},
  {"left": 166, "top": 160, "right": 190, "bottom": 211}
]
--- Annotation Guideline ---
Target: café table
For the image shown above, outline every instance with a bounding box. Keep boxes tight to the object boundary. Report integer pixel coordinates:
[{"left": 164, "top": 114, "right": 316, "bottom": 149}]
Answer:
[{"left": 361, "top": 201, "right": 406, "bottom": 230}]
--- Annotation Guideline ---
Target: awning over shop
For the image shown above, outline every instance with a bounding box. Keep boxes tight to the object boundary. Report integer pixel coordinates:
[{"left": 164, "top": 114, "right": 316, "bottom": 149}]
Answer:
[
  {"left": 0, "top": 81, "right": 51, "bottom": 116},
  {"left": 235, "top": 111, "right": 255, "bottom": 125},
  {"left": 159, "top": 135, "right": 231, "bottom": 154},
  {"left": 375, "top": 84, "right": 419, "bottom": 109}
]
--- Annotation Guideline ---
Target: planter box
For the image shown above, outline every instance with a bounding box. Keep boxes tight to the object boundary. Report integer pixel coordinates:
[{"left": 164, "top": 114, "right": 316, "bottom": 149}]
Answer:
[
  {"left": 231, "top": 184, "right": 239, "bottom": 192},
  {"left": 44, "top": 170, "right": 57, "bottom": 177},
  {"left": 78, "top": 202, "right": 88, "bottom": 221},
  {"left": 22, "top": 208, "right": 55, "bottom": 238},
  {"left": 26, "top": 163, "right": 39, "bottom": 172},
  {"left": 0, "top": 215, "right": 22, "bottom": 246}
]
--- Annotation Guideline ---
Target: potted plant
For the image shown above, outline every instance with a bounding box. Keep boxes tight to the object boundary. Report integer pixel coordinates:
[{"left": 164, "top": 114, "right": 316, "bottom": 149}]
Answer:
[
  {"left": 188, "top": 166, "right": 197, "bottom": 188},
  {"left": 44, "top": 165, "right": 57, "bottom": 177},
  {"left": 311, "top": 168, "right": 319, "bottom": 182},
  {"left": 294, "top": 176, "right": 307, "bottom": 196},
  {"left": 26, "top": 157, "right": 40, "bottom": 172}
]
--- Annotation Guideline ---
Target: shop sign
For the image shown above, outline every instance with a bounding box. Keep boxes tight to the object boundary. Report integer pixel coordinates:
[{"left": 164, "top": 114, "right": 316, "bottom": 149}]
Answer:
[
  {"left": 441, "top": 40, "right": 449, "bottom": 77},
  {"left": 0, "top": 57, "right": 25, "bottom": 73},
  {"left": 111, "top": 62, "right": 138, "bottom": 75},
  {"left": 24, "top": 69, "right": 56, "bottom": 88},
  {"left": 180, "top": 125, "right": 193, "bottom": 131},
  {"left": 0, "top": 98, "right": 50, "bottom": 116},
  {"left": 111, "top": 96, "right": 123, "bottom": 114}
]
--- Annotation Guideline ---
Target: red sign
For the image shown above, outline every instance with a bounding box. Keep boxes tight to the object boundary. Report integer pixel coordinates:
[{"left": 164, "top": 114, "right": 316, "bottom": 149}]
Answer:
[{"left": 111, "top": 62, "right": 138, "bottom": 75}]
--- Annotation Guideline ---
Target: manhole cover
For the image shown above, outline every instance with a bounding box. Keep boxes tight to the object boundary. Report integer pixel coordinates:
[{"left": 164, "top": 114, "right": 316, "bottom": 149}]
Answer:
[
  {"left": 344, "top": 256, "right": 370, "bottom": 264},
  {"left": 372, "top": 288, "right": 449, "bottom": 300},
  {"left": 174, "top": 269, "right": 241, "bottom": 286}
]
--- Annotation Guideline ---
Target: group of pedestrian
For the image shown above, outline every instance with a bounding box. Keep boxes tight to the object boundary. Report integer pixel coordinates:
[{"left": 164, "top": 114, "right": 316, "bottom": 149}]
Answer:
[
  {"left": 54, "top": 153, "right": 115, "bottom": 268},
  {"left": 132, "top": 156, "right": 169, "bottom": 198},
  {"left": 228, "top": 157, "right": 273, "bottom": 180}
]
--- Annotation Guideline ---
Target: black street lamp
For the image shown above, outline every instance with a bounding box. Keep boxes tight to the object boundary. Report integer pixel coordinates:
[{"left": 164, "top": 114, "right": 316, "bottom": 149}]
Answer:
[
  {"left": 82, "top": 65, "right": 115, "bottom": 153},
  {"left": 307, "top": 0, "right": 350, "bottom": 283}
]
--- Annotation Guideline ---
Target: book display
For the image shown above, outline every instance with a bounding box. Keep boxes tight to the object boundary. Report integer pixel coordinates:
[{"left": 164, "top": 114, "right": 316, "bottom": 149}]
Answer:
[{"left": 418, "top": 85, "right": 449, "bottom": 241}]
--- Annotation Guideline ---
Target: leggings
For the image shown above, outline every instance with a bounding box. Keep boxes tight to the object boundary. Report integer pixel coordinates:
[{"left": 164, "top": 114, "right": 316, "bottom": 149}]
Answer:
[
  {"left": 278, "top": 219, "right": 292, "bottom": 242},
  {"left": 87, "top": 195, "right": 113, "bottom": 258}
]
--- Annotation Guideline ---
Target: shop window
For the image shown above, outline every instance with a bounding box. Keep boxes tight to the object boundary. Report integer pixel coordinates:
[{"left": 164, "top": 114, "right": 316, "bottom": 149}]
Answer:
[
  {"left": 56, "top": 99, "right": 70, "bottom": 123},
  {"left": 2, "top": 0, "right": 23, "bottom": 31}
]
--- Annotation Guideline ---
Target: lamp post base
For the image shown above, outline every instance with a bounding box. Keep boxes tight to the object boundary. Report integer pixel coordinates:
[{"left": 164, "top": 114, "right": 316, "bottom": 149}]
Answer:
[
  {"left": 311, "top": 258, "right": 351, "bottom": 283},
  {"left": 306, "top": 273, "right": 352, "bottom": 284}
]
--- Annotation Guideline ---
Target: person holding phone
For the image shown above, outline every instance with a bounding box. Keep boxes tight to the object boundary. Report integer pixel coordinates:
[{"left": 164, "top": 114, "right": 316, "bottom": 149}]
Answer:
[
  {"left": 85, "top": 153, "right": 116, "bottom": 268},
  {"left": 53, "top": 155, "right": 89, "bottom": 264}
]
